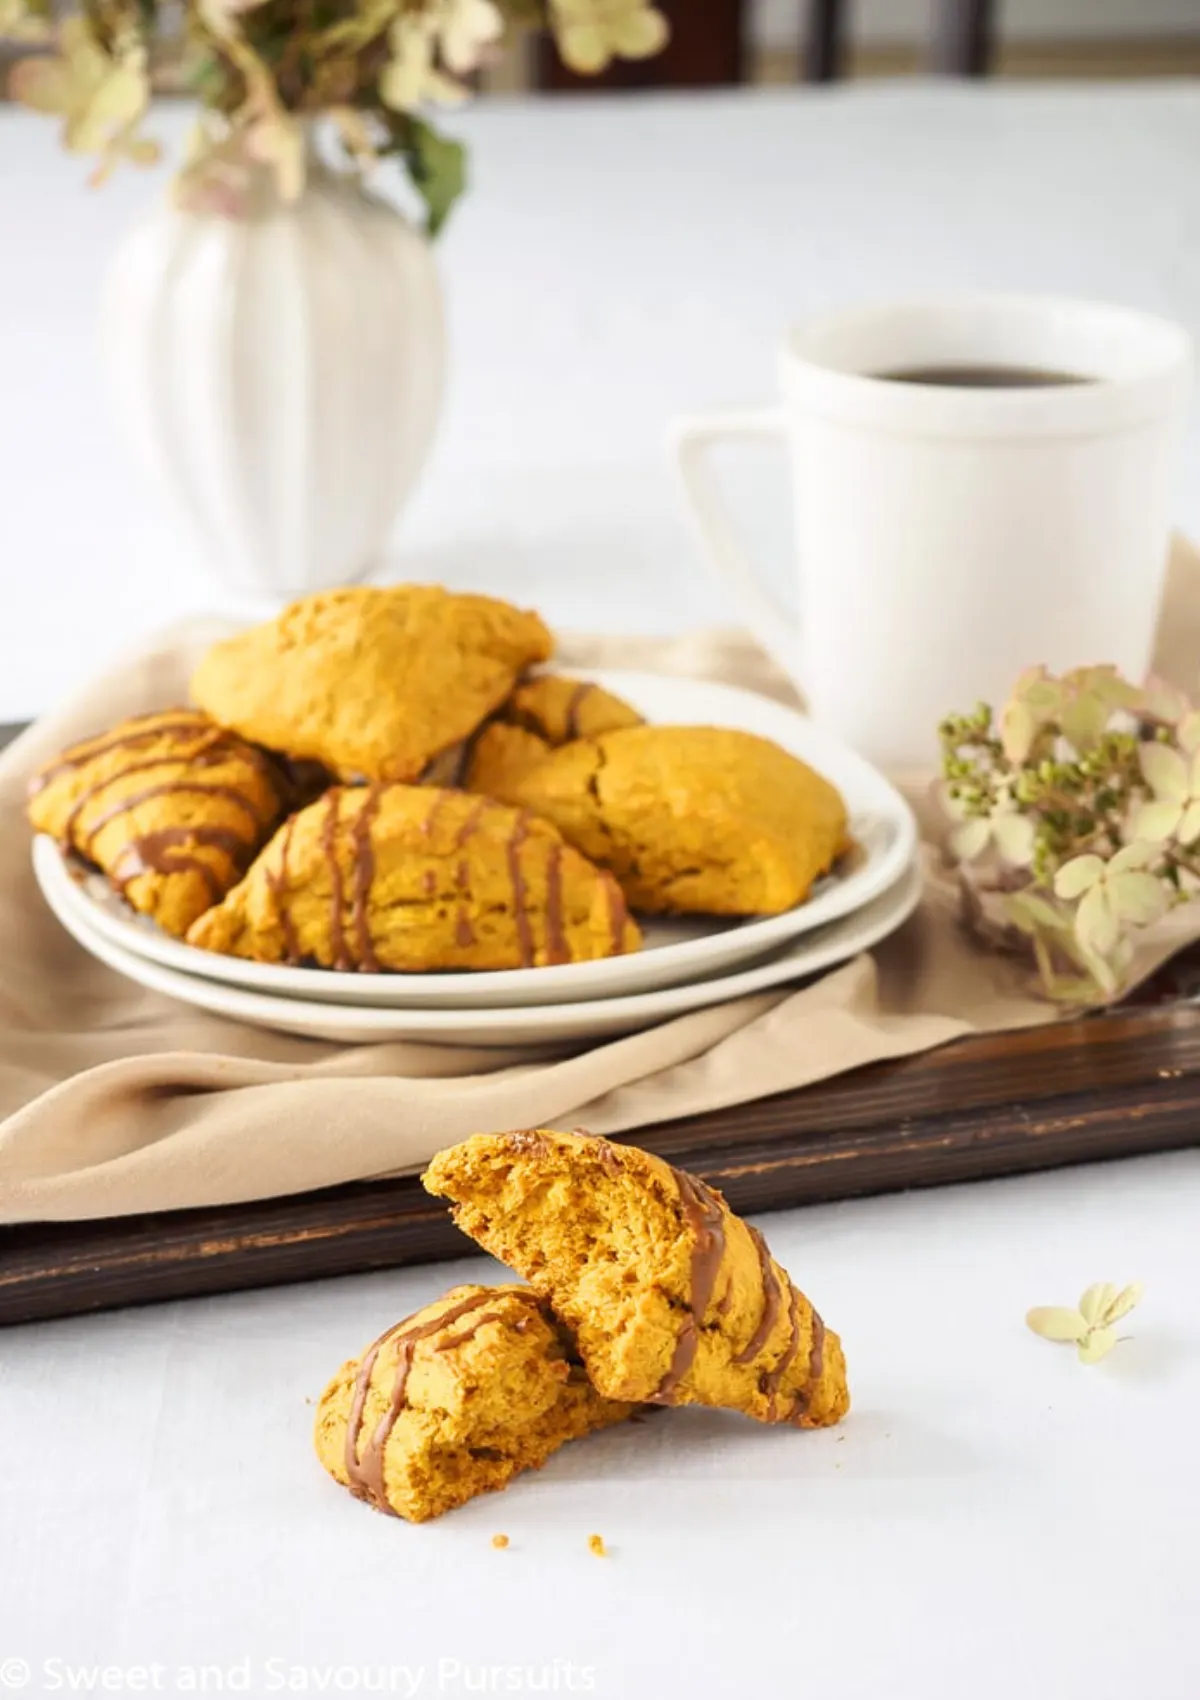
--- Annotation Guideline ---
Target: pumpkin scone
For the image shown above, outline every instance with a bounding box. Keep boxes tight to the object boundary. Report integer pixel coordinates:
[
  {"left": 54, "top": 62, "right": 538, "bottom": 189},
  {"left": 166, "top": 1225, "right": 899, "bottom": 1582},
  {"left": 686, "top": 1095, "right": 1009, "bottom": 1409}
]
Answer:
[
  {"left": 423, "top": 676, "right": 642, "bottom": 793},
  {"left": 467, "top": 723, "right": 849, "bottom": 915},
  {"left": 463, "top": 722, "right": 554, "bottom": 798},
  {"left": 27, "top": 709, "right": 289, "bottom": 937},
  {"left": 191, "top": 585, "right": 552, "bottom": 783},
  {"left": 423, "top": 1129, "right": 849, "bottom": 1429},
  {"left": 187, "top": 785, "right": 640, "bottom": 970},
  {"left": 499, "top": 674, "right": 643, "bottom": 745},
  {"left": 315, "top": 1284, "right": 635, "bottom": 1523}
]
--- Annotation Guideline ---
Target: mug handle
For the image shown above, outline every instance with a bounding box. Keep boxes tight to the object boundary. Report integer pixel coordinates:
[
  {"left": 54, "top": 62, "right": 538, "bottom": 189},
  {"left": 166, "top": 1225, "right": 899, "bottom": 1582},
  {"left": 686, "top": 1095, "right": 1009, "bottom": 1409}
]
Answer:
[{"left": 669, "top": 407, "right": 801, "bottom": 681}]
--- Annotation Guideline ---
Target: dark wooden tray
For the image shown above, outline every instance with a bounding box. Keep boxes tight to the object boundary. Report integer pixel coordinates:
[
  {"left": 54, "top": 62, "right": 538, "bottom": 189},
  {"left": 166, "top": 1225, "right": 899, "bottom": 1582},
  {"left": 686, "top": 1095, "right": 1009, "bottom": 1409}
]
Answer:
[
  {"left": 5, "top": 719, "right": 1200, "bottom": 1328},
  {"left": 4, "top": 997, "right": 1200, "bottom": 1326}
]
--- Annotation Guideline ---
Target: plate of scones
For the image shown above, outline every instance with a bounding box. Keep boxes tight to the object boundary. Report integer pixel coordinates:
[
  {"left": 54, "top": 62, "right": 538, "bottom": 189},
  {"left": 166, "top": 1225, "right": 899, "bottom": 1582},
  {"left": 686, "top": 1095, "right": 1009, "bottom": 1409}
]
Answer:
[{"left": 28, "top": 584, "right": 919, "bottom": 1036}]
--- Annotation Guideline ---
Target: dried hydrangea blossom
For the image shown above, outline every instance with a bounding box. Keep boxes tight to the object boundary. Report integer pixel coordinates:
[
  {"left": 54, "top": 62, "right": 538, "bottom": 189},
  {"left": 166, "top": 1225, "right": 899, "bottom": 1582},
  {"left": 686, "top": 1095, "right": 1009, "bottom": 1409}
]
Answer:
[
  {"left": 941, "top": 665, "right": 1200, "bottom": 1002},
  {"left": 1136, "top": 712, "right": 1200, "bottom": 845},
  {"left": 7, "top": 0, "right": 669, "bottom": 231},
  {"left": 549, "top": 0, "right": 668, "bottom": 75},
  {"left": 1026, "top": 1282, "right": 1143, "bottom": 1365}
]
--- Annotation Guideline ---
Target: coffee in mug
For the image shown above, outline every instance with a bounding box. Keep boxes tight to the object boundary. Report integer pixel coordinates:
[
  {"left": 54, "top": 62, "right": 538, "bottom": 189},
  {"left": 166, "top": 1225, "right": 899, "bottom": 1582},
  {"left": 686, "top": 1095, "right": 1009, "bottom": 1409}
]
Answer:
[{"left": 670, "top": 295, "right": 1192, "bottom": 767}]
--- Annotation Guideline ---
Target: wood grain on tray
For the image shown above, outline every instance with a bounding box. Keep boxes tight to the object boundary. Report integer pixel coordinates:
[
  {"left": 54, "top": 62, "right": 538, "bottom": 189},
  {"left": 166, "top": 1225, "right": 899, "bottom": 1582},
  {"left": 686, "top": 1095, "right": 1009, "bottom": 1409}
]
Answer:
[{"left": 3, "top": 996, "right": 1200, "bottom": 1326}]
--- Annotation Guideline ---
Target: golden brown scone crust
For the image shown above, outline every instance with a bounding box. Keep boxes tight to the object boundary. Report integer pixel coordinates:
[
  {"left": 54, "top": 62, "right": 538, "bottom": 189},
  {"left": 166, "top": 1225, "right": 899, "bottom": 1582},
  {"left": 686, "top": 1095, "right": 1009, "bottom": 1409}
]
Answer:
[
  {"left": 424, "top": 1130, "right": 849, "bottom": 1430},
  {"left": 467, "top": 724, "right": 849, "bottom": 915},
  {"left": 191, "top": 586, "right": 553, "bottom": 783},
  {"left": 500, "top": 675, "right": 643, "bottom": 745},
  {"left": 187, "top": 784, "right": 640, "bottom": 971},
  {"left": 314, "top": 1284, "right": 635, "bottom": 1523},
  {"left": 463, "top": 723, "right": 553, "bottom": 798},
  {"left": 27, "top": 709, "right": 287, "bottom": 938}
]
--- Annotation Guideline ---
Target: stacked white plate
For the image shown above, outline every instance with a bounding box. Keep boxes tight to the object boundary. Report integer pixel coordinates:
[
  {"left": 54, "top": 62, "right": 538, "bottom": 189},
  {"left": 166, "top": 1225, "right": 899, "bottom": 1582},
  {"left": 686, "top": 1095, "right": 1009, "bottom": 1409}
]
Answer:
[{"left": 32, "top": 671, "right": 922, "bottom": 1047}]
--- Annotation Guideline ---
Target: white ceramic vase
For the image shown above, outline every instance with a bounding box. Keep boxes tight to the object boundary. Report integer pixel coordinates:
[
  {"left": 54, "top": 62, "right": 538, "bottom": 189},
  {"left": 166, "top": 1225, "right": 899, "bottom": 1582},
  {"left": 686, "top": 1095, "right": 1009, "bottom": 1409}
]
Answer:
[{"left": 102, "top": 163, "right": 444, "bottom": 604}]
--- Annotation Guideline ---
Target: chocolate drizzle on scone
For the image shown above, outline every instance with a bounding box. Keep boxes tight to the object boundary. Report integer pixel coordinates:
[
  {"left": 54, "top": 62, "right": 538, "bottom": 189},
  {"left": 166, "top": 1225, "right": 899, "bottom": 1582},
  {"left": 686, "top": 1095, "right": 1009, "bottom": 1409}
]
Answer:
[
  {"left": 661, "top": 1163, "right": 825, "bottom": 1426},
  {"left": 653, "top": 1172, "right": 727, "bottom": 1403},
  {"left": 350, "top": 786, "right": 383, "bottom": 972},
  {"left": 30, "top": 711, "right": 283, "bottom": 914},
  {"left": 264, "top": 813, "right": 302, "bottom": 964},
  {"left": 321, "top": 791, "right": 350, "bottom": 971},
  {"left": 543, "top": 842, "right": 568, "bottom": 965},
  {"left": 563, "top": 681, "right": 596, "bottom": 741},
  {"left": 343, "top": 1290, "right": 545, "bottom": 1515},
  {"left": 602, "top": 876, "right": 628, "bottom": 956},
  {"left": 506, "top": 810, "right": 534, "bottom": 968},
  {"left": 760, "top": 1281, "right": 804, "bottom": 1420},
  {"left": 72, "top": 778, "right": 265, "bottom": 853},
  {"left": 732, "top": 1225, "right": 783, "bottom": 1367},
  {"left": 110, "top": 827, "right": 252, "bottom": 901},
  {"left": 28, "top": 710, "right": 208, "bottom": 797}
]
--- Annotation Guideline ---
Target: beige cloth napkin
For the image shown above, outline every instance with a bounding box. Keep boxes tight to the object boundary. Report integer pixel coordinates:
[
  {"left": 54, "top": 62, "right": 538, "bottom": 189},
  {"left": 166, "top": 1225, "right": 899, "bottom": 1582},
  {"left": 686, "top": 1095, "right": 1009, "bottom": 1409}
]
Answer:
[{"left": 3, "top": 542, "right": 1200, "bottom": 1226}]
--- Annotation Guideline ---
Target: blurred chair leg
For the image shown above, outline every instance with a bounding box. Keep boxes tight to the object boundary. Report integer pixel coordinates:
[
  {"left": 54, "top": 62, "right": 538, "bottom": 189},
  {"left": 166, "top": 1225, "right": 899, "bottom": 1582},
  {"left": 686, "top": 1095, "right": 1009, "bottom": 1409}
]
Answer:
[
  {"left": 929, "top": 0, "right": 996, "bottom": 76},
  {"left": 802, "top": 0, "right": 848, "bottom": 83}
]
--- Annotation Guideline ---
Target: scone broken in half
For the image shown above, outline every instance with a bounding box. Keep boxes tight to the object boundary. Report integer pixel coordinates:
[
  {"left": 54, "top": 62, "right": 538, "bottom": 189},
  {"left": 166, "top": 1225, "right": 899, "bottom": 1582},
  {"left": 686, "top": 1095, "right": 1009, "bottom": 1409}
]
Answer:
[
  {"left": 466, "top": 724, "right": 849, "bottom": 915},
  {"left": 188, "top": 785, "right": 640, "bottom": 971},
  {"left": 424, "top": 1129, "right": 849, "bottom": 1429},
  {"left": 27, "top": 709, "right": 288, "bottom": 937},
  {"left": 191, "top": 585, "right": 552, "bottom": 783},
  {"left": 314, "top": 1284, "right": 635, "bottom": 1523}
]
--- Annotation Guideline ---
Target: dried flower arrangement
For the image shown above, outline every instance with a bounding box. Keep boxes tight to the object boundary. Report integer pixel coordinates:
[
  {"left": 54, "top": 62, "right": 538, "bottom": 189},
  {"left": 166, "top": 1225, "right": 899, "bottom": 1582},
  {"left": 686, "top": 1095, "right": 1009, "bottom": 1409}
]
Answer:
[
  {"left": 940, "top": 665, "right": 1200, "bottom": 1003},
  {"left": 3, "top": 0, "right": 669, "bottom": 227}
]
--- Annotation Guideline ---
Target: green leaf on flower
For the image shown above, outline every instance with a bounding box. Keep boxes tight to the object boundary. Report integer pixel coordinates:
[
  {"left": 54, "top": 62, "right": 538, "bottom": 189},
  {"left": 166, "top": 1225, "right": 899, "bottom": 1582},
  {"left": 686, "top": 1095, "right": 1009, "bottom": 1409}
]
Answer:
[{"left": 406, "top": 115, "right": 467, "bottom": 236}]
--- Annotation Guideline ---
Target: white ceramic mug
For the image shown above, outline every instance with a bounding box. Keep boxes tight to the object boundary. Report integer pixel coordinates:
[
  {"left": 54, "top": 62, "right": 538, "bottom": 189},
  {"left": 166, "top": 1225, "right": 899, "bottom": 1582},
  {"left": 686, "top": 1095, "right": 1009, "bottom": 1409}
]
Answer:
[{"left": 670, "top": 295, "right": 1193, "bottom": 767}]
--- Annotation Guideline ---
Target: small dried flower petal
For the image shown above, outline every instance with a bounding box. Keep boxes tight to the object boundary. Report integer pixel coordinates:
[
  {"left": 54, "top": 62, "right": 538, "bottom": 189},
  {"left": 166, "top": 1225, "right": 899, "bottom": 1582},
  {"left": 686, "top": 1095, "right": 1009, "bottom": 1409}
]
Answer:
[
  {"left": 1102, "top": 1281, "right": 1144, "bottom": 1325},
  {"left": 1108, "top": 843, "right": 1157, "bottom": 875},
  {"left": 1078, "top": 1282, "right": 1119, "bottom": 1327},
  {"left": 1109, "top": 870, "right": 1168, "bottom": 927},
  {"left": 1075, "top": 882, "right": 1120, "bottom": 957},
  {"left": 0, "top": 0, "right": 50, "bottom": 41},
  {"left": 552, "top": 0, "right": 669, "bottom": 74},
  {"left": 441, "top": 0, "right": 504, "bottom": 73},
  {"left": 1141, "top": 675, "right": 1192, "bottom": 726},
  {"left": 1077, "top": 1326, "right": 1119, "bottom": 1364},
  {"left": 992, "top": 812, "right": 1036, "bottom": 867},
  {"left": 1136, "top": 798, "right": 1188, "bottom": 844},
  {"left": 951, "top": 817, "right": 992, "bottom": 863},
  {"left": 1026, "top": 1306, "right": 1087, "bottom": 1343},
  {"left": 1140, "top": 741, "right": 1189, "bottom": 805},
  {"left": 999, "top": 700, "right": 1038, "bottom": 763},
  {"left": 1054, "top": 855, "right": 1104, "bottom": 900}
]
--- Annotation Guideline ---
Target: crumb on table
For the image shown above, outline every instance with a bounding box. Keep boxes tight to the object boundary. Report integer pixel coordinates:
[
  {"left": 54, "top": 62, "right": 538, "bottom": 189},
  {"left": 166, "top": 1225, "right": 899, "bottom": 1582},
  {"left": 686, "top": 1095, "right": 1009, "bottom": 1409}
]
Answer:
[
  {"left": 492, "top": 1534, "right": 510, "bottom": 1550},
  {"left": 588, "top": 1534, "right": 607, "bottom": 1557}
]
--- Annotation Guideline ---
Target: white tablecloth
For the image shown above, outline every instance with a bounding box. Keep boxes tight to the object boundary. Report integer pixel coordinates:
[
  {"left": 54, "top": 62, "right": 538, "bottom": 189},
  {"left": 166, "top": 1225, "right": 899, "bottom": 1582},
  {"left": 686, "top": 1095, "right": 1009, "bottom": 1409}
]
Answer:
[{"left": 2, "top": 82, "right": 1200, "bottom": 1699}]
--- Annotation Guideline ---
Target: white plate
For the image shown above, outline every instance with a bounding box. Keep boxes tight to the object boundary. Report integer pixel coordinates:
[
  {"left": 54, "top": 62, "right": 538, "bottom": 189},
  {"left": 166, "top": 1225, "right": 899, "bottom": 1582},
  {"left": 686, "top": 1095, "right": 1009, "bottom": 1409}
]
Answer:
[
  {"left": 41, "top": 858, "right": 922, "bottom": 1047},
  {"left": 32, "top": 670, "right": 917, "bottom": 1010}
]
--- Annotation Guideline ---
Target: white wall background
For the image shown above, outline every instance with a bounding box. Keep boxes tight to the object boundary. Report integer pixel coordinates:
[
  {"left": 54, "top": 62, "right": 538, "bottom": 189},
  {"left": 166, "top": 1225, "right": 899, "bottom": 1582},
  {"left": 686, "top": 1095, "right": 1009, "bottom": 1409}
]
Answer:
[{"left": 755, "top": 0, "right": 1200, "bottom": 49}]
